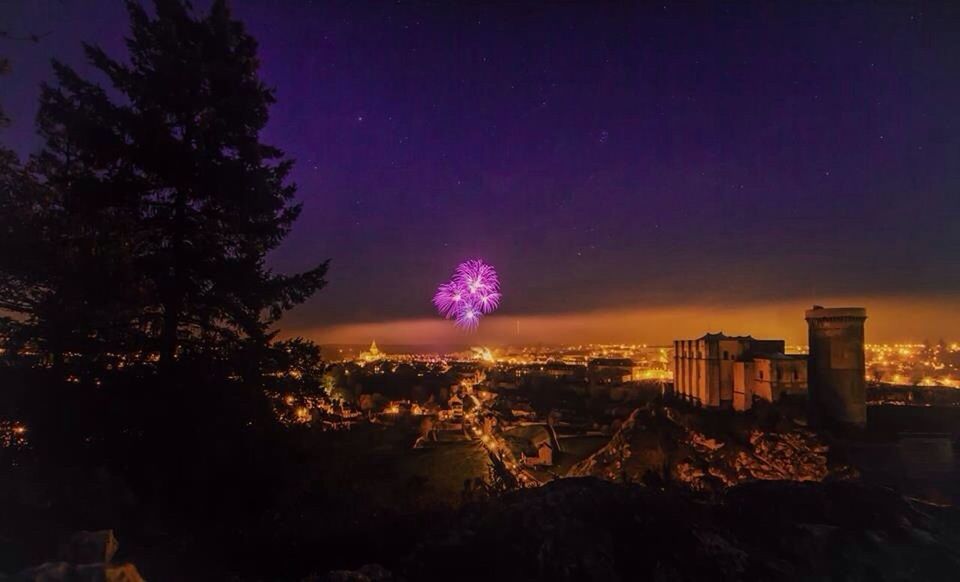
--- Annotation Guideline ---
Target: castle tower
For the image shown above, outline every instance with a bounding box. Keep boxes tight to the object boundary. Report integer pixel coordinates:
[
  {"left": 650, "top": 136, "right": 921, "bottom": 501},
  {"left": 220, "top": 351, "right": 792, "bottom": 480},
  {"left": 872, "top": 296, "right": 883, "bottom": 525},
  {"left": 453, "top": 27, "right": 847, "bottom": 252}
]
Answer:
[{"left": 805, "top": 306, "right": 867, "bottom": 428}]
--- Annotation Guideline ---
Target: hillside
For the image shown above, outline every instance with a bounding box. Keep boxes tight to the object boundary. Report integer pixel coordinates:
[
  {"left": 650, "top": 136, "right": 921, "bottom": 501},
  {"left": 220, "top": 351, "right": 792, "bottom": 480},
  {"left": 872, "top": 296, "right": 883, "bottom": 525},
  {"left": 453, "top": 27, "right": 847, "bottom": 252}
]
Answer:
[
  {"left": 377, "top": 477, "right": 960, "bottom": 581},
  {"left": 568, "top": 404, "right": 856, "bottom": 492}
]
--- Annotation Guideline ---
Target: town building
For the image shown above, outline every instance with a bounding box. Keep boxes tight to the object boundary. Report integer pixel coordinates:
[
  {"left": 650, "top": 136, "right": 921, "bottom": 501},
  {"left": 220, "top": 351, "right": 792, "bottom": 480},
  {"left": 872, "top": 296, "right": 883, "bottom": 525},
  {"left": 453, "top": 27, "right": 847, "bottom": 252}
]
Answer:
[
  {"left": 732, "top": 353, "right": 808, "bottom": 410},
  {"left": 447, "top": 393, "right": 464, "bottom": 419},
  {"left": 509, "top": 401, "right": 536, "bottom": 420},
  {"left": 539, "top": 361, "right": 587, "bottom": 382},
  {"left": 506, "top": 425, "right": 555, "bottom": 467},
  {"left": 673, "top": 333, "right": 806, "bottom": 409},
  {"left": 588, "top": 358, "right": 636, "bottom": 385},
  {"left": 358, "top": 340, "right": 384, "bottom": 364}
]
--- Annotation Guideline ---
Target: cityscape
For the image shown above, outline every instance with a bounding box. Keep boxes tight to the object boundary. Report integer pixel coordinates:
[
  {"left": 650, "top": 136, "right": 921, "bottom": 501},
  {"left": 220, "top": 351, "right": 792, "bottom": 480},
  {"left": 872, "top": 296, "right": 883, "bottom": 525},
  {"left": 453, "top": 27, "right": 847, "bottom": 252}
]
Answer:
[
  {"left": 2, "top": 1, "right": 960, "bottom": 581},
  {"left": 323, "top": 339, "right": 960, "bottom": 388},
  {"left": 254, "top": 306, "right": 960, "bottom": 489}
]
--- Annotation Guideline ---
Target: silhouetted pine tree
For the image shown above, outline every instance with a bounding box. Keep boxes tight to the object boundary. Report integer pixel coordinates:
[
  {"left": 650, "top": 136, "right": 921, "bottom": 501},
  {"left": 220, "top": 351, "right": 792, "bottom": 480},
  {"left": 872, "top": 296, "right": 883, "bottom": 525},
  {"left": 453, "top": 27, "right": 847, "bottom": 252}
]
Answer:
[
  {"left": 3, "top": 56, "right": 141, "bottom": 368},
  {"left": 0, "top": 146, "right": 36, "bottom": 355},
  {"left": 12, "top": 0, "right": 326, "bottom": 370},
  {"left": 0, "top": 58, "right": 31, "bottom": 354},
  {"left": 0, "top": 56, "right": 9, "bottom": 127}
]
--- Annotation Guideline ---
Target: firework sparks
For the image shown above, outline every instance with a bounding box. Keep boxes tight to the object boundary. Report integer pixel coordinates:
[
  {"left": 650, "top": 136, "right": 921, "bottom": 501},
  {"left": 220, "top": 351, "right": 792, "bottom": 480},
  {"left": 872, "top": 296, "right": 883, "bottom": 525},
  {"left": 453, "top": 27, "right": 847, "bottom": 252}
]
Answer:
[
  {"left": 432, "top": 280, "right": 467, "bottom": 318},
  {"left": 456, "top": 259, "right": 499, "bottom": 295},
  {"left": 477, "top": 291, "right": 501, "bottom": 314},
  {"left": 455, "top": 305, "right": 481, "bottom": 330},
  {"left": 433, "top": 259, "right": 501, "bottom": 329}
]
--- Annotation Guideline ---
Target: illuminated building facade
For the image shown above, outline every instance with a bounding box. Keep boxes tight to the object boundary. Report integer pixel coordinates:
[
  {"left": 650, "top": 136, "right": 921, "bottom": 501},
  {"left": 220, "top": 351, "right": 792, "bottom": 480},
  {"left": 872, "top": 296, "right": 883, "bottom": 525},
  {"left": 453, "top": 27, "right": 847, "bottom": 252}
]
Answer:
[
  {"left": 358, "top": 340, "right": 384, "bottom": 364},
  {"left": 587, "top": 358, "right": 636, "bottom": 385},
  {"left": 732, "top": 354, "right": 808, "bottom": 410},
  {"left": 673, "top": 333, "right": 804, "bottom": 409}
]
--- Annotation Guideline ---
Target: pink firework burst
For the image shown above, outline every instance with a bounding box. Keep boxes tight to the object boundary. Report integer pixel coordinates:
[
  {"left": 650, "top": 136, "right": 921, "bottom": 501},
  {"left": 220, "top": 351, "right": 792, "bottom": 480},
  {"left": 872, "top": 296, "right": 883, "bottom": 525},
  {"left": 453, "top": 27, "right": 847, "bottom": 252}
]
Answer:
[
  {"left": 433, "top": 259, "right": 502, "bottom": 330},
  {"left": 475, "top": 291, "right": 502, "bottom": 314},
  {"left": 432, "top": 280, "right": 467, "bottom": 319},
  {"left": 455, "top": 259, "right": 500, "bottom": 296},
  {"left": 454, "top": 304, "right": 481, "bottom": 330}
]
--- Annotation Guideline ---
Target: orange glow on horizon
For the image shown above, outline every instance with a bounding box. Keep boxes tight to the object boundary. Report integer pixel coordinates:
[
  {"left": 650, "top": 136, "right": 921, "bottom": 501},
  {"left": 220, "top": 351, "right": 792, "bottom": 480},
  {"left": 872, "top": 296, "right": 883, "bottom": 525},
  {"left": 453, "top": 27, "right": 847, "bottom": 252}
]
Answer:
[{"left": 284, "top": 294, "right": 960, "bottom": 346}]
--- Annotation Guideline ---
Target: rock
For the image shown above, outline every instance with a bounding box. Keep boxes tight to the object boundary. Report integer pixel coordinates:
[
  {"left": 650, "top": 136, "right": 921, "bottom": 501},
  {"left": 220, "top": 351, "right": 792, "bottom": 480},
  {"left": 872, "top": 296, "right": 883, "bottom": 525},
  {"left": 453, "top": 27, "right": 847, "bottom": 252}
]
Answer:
[
  {"left": 11, "top": 530, "right": 143, "bottom": 582},
  {"left": 311, "top": 564, "right": 392, "bottom": 581},
  {"left": 11, "top": 562, "right": 144, "bottom": 582},
  {"left": 76, "top": 563, "right": 145, "bottom": 582},
  {"left": 57, "top": 530, "right": 119, "bottom": 564},
  {"left": 11, "top": 562, "right": 70, "bottom": 582}
]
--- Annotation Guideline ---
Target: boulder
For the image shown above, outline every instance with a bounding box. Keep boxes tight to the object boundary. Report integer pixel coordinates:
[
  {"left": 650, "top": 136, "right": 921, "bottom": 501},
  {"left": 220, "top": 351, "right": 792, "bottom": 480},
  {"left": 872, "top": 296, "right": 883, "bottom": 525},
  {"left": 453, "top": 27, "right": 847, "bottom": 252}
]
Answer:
[
  {"left": 311, "top": 564, "right": 392, "bottom": 581},
  {"left": 11, "top": 562, "right": 70, "bottom": 582},
  {"left": 57, "top": 530, "right": 119, "bottom": 564},
  {"left": 76, "top": 563, "right": 145, "bottom": 582},
  {"left": 11, "top": 562, "right": 144, "bottom": 582}
]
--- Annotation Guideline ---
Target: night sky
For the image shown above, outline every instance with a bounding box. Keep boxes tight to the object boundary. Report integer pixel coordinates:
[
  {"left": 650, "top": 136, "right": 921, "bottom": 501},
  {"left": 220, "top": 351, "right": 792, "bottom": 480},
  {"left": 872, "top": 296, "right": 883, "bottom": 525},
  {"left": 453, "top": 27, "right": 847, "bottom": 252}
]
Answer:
[{"left": 2, "top": 1, "right": 959, "bottom": 344}]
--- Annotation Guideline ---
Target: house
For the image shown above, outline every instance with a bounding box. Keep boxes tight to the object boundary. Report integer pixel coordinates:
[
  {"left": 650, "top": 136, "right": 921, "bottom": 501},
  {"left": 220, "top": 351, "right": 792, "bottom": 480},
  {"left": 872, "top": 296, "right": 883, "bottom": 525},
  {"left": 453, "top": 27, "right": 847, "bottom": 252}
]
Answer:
[
  {"left": 588, "top": 358, "right": 636, "bottom": 385},
  {"left": 524, "top": 440, "right": 553, "bottom": 467},
  {"left": 447, "top": 393, "right": 464, "bottom": 418},
  {"left": 525, "top": 362, "right": 586, "bottom": 382},
  {"left": 509, "top": 401, "right": 536, "bottom": 420},
  {"left": 506, "top": 425, "right": 556, "bottom": 467}
]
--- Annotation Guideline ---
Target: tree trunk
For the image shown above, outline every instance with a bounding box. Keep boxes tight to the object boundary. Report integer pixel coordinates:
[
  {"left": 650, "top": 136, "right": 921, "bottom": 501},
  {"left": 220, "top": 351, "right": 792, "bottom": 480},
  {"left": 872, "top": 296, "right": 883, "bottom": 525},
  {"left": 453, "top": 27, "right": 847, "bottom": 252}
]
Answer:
[
  {"left": 159, "top": 301, "right": 179, "bottom": 370},
  {"left": 159, "top": 186, "right": 187, "bottom": 370}
]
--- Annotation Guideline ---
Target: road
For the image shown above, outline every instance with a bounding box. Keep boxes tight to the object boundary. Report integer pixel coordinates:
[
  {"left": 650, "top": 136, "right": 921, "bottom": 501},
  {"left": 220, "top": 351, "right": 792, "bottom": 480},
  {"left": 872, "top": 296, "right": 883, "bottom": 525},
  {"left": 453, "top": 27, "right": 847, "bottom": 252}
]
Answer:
[{"left": 464, "top": 406, "right": 541, "bottom": 487}]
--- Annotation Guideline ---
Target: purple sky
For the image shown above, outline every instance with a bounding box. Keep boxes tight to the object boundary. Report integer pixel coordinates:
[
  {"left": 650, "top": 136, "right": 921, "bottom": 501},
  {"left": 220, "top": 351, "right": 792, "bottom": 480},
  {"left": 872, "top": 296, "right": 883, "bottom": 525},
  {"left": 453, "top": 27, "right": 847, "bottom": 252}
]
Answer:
[{"left": 2, "top": 1, "right": 959, "bottom": 342}]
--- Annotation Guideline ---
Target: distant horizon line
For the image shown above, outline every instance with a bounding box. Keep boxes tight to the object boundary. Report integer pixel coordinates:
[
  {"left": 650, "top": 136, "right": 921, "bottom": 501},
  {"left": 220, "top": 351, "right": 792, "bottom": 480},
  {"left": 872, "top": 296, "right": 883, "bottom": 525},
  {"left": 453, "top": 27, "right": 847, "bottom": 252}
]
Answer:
[
  {"left": 284, "top": 294, "right": 960, "bottom": 347},
  {"left": 317, "top": 340, "right": 944, "bottom": 349}
]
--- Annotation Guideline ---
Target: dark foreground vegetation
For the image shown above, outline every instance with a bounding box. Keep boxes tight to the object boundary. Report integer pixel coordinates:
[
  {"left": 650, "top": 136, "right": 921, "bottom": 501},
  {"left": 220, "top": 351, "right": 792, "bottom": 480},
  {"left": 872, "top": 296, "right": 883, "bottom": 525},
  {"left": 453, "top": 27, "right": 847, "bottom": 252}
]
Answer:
[
  {"left": 0, "top": 0, "right": 340, "bottom": 577},
  {"left": 394, "top": 477, "right": 960, "bottom": 582},
  {"left": 0, "top": 365, "right": 473, "bottom": 580},
  {"left": 6, "top": 411, "right": 960, "bottom": 582}
]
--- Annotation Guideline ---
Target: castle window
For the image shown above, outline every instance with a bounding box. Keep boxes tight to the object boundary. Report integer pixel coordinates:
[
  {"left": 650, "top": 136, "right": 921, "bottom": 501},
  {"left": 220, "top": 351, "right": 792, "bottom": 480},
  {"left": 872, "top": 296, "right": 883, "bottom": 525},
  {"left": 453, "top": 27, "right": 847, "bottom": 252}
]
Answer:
[
  {"left": 759, "top": 370, "right": 764, "bottom": 380},
  {"left": 723, "top": 351, "right": 729, "bottom": 360}
]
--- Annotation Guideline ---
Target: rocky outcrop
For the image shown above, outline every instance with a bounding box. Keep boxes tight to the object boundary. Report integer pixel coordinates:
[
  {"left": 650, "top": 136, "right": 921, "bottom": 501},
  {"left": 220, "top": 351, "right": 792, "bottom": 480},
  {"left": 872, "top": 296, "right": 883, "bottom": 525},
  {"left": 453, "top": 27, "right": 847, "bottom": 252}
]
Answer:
[
  {"left": 307, "top": 564, "right": 393, "bottom": 581},
  {"left": 2, "top": 530, "right": 144, "bottom": 582},
  {"left": 57, "top": 530, "right": 120, "bottom": 565},
  {"left": 569, "top": 405, "right": 855, "bottom": 492},
  {"left": 9, "top": 562, "right": 144, "bottom": 582}
]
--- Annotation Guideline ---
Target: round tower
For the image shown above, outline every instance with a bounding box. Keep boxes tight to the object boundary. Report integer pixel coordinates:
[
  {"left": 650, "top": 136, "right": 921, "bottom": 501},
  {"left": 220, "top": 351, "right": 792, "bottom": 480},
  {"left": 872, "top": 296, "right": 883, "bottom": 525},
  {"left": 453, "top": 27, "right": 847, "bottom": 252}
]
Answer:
[{"left": 805, "top": 306, "right": 867, "bottom": 428}]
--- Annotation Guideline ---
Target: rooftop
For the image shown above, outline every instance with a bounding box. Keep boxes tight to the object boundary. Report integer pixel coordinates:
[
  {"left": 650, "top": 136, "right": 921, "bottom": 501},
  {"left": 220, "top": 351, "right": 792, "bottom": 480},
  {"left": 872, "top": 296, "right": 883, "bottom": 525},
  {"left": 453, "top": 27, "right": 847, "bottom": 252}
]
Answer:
[
  {"left": 696, "top": 332, "right": 756, "bottom": 341},
  {"left": 752, "top": 353, "right": 807, "bottom": 361},
  {"left": 589, "top": 358, "right": 635, "bottom": 367},
  {"left": 805, "top": 305, "right": 867, "bottom": 320}
]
